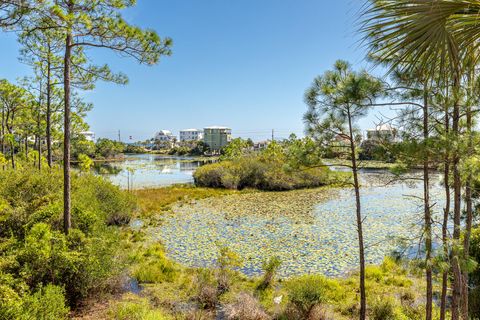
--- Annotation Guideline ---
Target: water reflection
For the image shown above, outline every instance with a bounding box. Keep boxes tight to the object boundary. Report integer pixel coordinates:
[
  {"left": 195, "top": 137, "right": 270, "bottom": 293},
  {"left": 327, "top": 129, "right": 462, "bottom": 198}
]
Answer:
[{"left": 96, "top": 154, "right": 213, "bottom": 189}]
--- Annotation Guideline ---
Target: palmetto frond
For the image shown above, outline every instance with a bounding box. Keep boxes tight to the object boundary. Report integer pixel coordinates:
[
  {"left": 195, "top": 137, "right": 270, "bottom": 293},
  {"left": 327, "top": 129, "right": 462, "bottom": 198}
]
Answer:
[{"left": 361, "top": 0, "right": 480, "bottom": 78}]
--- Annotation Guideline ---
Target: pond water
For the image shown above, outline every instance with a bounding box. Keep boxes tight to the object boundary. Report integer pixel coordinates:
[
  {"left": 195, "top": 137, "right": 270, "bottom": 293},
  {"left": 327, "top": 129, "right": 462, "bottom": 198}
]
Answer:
[
  {"left": 155, "top": 171, "right": 446, "bottom": 278},
  {"left": 96, "top": 154, "right": 211, "bottom": 189}
]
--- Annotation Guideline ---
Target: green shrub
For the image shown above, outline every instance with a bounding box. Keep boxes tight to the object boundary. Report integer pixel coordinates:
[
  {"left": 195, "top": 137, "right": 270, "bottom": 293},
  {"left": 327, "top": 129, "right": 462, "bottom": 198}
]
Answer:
[
  {"left": 216, "top": 247, "right": 242, "bottom": 294},
  {"left": 0, "top": 282, "right": 69, "bottom": 320},
  {"left": 132, "top": 244, "right": 178, "bottom": 283},
  {"left": 371, "top": 297, "right": 400, "bottom": 320},
  {"left": 21, "top": 285, "right": 69, "bottom": 320},
  {"left": 365, "top": 265, "right": 384, "bottom": 282},
  {"left": 0, "top": 283, "right": 23, "bottom": 320},
  {"left": 194, "top": 156, "right": 336, "bottom": 191},
  {"left": 73, "top": 173, "right": 136, "bottom": 227},
  {"left": 285, "top": 275, "right": 330, "bottom": 317},
  {"left": 0, "top": 165, "right": 135, "bottom": 308},
  {"left": 0, "top": 166, "right": 135, "bottom": 238},
  {"left": 15, "top": 223, "right": 121, "bottom": 304}
]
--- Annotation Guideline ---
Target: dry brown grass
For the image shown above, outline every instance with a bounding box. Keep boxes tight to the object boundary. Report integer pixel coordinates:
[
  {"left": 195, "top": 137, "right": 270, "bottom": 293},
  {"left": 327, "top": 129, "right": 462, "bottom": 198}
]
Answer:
[{"left": 224, "top": 292, "right": 270, "bottom": 320}]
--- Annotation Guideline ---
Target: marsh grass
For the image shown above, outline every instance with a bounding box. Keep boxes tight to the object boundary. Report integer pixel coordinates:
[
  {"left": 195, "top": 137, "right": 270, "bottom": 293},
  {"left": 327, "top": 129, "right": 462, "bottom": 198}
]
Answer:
[
  {"left": 133, "top": 186, "right": 254, "bottom": 217},
  {"left": 103, "top": 237, "right": 434, "bottom": 320}
]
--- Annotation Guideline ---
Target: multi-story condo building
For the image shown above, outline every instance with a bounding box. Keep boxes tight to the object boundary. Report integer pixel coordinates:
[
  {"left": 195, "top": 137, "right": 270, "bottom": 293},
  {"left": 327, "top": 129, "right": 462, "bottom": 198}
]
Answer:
[
  {"left": 203, "top": 126, "right": 232, "bottom": 151},
  {"left": 179, "top": 129, "right": 203, "bottom": 142}
]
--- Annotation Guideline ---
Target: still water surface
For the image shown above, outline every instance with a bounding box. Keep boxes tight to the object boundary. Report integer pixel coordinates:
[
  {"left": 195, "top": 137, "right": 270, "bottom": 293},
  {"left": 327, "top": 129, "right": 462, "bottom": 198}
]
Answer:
[
  {"left": 97, "top": 154, "right": 210, "bottom": 189},
  {"left": 99, "top": 155, "right": 447, "bottom": 277},
  {"left": 156, "top": 171, "right": 446, "bottom": 277}
]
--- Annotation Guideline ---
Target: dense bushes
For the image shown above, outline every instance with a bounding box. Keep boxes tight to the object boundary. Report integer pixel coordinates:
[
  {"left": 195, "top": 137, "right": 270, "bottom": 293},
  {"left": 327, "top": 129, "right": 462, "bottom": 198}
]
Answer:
[
  {"left": 194, "top": 156, "right": 338, "bottom": 191},
  {"left": 194, "top": 138, "right": 345, "bottom": 191},
  {"left": 0, "top": 282, "right": 69, "bottom": 320},
  {"left": 284, "top": 275, "right": 331, "bottom": 318},
  {"left": 0, "top": 165, "right": 136, "bottom": 318}
]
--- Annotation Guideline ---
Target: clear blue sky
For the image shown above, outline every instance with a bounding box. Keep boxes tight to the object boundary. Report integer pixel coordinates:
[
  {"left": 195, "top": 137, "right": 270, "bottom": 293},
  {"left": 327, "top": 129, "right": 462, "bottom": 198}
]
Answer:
[{"left": 0, "top": 0, "right": 394, "bottom": 142}]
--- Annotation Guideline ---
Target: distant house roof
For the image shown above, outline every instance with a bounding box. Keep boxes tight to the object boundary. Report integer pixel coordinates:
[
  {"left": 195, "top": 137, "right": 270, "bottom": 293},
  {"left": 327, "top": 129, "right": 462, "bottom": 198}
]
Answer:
[
  {"left": 367, "top": 124, "right": 396, "bottom": 132},
  {"left": 180, "top": 128, "right": 200, "bottom": 132},
  {"left": 204, "top": 126, "right": 230, "bottom": 130},
  {"left": 156, "top": 130, "right": 172, "bottom": 136}
]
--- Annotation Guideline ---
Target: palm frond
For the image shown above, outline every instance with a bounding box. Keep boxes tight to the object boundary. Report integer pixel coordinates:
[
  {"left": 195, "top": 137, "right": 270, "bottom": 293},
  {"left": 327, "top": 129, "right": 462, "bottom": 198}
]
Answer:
[{"left": 360, "top": 0, "right": 480, "bottom": 79}]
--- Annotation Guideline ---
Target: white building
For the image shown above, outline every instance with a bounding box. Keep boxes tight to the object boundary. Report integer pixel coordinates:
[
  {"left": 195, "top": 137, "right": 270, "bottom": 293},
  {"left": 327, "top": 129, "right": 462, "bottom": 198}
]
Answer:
[
  {"left": 179, "top": 129, "right": 203, "bottom": 142},
  {"left": 154, "top": 130, "right": 175, "bottom": 142},
  {"left": 254, "top": 140, "right": 270, "bottom": 151},
  {"left": 366, "top": 124, "right": 397, "bottom": 142},
  {"left": 80, "top": 131, "right": 95, "bottom": 142}
]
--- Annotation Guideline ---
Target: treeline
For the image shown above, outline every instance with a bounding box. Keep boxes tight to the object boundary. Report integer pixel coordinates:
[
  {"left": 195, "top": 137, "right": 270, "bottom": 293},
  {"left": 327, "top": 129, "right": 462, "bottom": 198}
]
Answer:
[
  {"left": 72, "top": 138, "right": 145, "bottom": 161},
  {"left": 0, "top": 0, "right": 171, "bottom": 232},
  {"left": 0, "top": 1, "right": 170, "bottom": 319}
]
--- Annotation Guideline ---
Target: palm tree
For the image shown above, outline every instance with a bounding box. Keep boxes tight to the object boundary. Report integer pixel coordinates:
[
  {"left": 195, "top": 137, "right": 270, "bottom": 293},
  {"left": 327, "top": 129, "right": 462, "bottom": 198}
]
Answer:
[{"left": 361, "top": 1, "right": 480, "bottom": 319}]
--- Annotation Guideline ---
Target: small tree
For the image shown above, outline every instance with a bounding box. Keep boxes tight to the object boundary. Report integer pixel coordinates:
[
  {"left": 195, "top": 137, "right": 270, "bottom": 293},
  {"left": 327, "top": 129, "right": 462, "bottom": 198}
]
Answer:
[
  {"left": 304, "top": 60, "right": 383, "bottom": 320},
  {"left": 22, "top": 0, "right": 172, "bottom": 234}
]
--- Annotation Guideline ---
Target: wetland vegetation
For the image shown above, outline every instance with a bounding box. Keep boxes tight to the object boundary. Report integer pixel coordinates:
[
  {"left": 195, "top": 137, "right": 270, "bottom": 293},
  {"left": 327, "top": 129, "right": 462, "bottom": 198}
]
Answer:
[
  {"left": 2, "top": 1, "right": 480, "bottom": 320},
  {"left": 194, "top": 137, "right": 347, "bottom": 191}
]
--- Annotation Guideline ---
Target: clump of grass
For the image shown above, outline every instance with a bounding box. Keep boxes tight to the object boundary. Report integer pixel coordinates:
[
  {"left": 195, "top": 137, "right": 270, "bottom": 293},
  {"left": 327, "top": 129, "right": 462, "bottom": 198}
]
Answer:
[
  {"left": 197, "top": 284, "right": 218, "bottom": 310},
  {"left": 284, "top": 275, "right": 330, "bottom": 318},
  {"left": 257, "top": 256, "right": 281, "bottom": 291},
  {"left": 370, "top": 297, "right": 398, "bottom": 320},
  {"left": 108, "top": 293, "right": 173, "bottom": 320},
  {"left": 131, "top": 243, "right": 179, "bottom": 284},
  {"left": 224, "top": 292, "right": 270, "bottom": 320}
]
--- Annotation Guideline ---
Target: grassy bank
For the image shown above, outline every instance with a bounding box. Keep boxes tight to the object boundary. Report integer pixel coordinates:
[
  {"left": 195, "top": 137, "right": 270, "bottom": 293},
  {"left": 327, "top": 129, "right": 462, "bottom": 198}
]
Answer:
[
  {"left": 72, "top": 185, "right": 440, "bottom": 320},
  {"left": 75, "top": 239, "right": 438, "bottom": 320},
  {"left": 0, "top": 168, "right": 463, "bottom": 319},
  {"left": 132, "top": 186, "right": 254, "bottom": 218}
]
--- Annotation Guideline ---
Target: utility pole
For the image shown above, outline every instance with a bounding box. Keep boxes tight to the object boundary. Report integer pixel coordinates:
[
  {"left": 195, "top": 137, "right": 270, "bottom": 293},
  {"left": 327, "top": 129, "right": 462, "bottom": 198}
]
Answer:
[
  {"left": 118, "top": 130, "right": 121, "bottom": 142},
  {"left": 271, "top": 129, "right": 274, "bottom": 142}
]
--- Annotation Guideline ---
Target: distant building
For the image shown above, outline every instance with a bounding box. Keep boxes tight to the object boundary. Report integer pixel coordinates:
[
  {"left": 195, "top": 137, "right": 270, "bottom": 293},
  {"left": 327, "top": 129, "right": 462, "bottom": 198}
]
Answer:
[
  {"left": 155, "top": 130, "right": 175, "bottom": 142},
  {"left": 203, "top": 126, "right": 232, "bottom": 151},
  {"left": 80, "top": 131, "right": 95, "bottom": 142},
  {"left": 366, "top": 124, "right": 397, "bottom": 142},
  {"left": 254, "top": 140, "right": 270, "bottom": 151},
  {"left": 179, "top": 129, "right": 203, "bottom": 142}
]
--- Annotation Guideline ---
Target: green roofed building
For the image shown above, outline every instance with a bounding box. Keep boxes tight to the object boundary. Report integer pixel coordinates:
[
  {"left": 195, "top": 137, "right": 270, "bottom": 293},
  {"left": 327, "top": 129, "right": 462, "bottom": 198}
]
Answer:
[{"left": 203, "top": 126, "right": 232, "bottom": 151}]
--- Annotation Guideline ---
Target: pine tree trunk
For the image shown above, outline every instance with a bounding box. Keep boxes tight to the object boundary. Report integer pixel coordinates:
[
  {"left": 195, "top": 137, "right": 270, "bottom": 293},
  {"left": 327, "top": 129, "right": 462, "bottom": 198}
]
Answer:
[
  {"left": 1, "top": 104, "right": 4, "bottom": 157},
  {"left": 347, "top": 107, "right": 366, "bottom": 320},
  {"left": 63, "top": 29, "right": 72, "bottom": 235},
  {"left": 423, "top": 90, "right": 433, "bottom": 320},
  {"left": 8, "top": 112, "right": 15, "bottom": 169},
  {"left": 46, "top": 45, "right": 52, "bottom": 168},
  {"left": 440, "top": 105, "right": 450, "bottom": 320},
  {"left": 24, "top": 137, "right": 28, "bottom": 159},
  {"left": 451, "top": 81, "right": 462, "bottom": 320},
  {"left": 461, "top": 105, "right": 473, "bottom": 320},
  {"left": 37, "top": 87, "right": 42, "bottom": 171}
]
